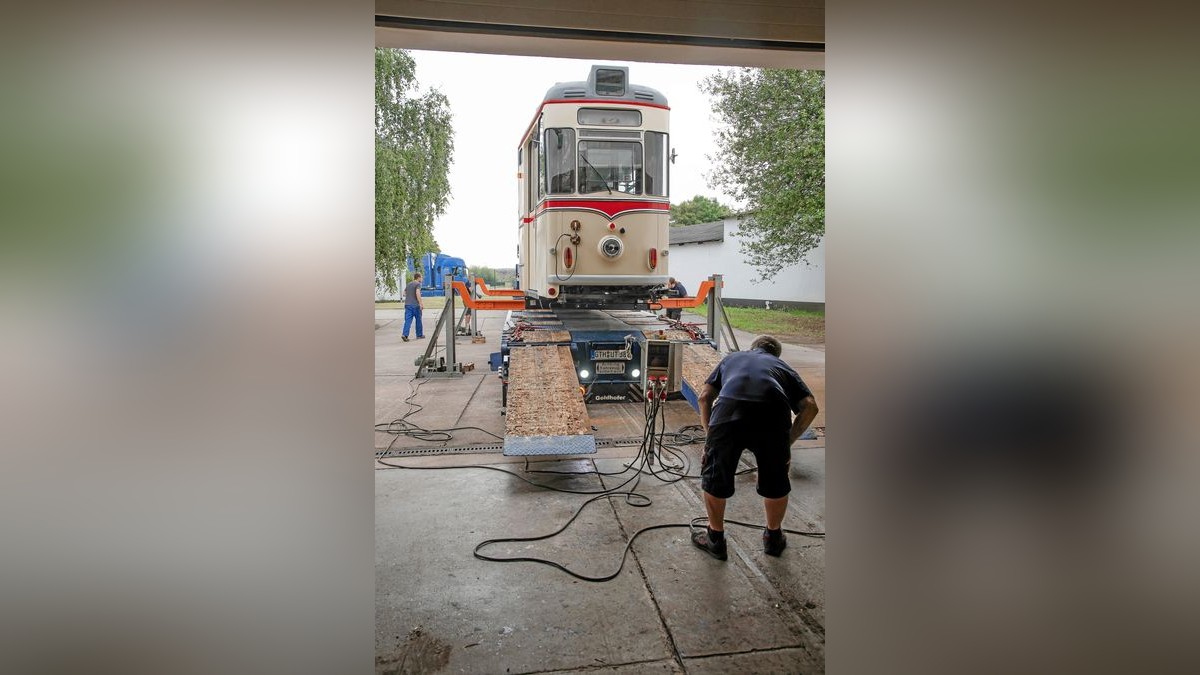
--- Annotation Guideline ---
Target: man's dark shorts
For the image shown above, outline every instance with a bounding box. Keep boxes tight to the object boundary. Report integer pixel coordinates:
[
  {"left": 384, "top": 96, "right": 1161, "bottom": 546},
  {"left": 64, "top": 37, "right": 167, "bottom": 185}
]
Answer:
[{"left": 701, "top": 418, "right": 792, "bottom": 499}]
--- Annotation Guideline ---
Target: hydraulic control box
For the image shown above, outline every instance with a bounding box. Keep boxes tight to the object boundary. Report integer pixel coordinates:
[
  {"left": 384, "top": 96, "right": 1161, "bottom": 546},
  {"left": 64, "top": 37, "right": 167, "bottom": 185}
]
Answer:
[{"left": 642, "top": 339, "right": 682, "bottom": 393}]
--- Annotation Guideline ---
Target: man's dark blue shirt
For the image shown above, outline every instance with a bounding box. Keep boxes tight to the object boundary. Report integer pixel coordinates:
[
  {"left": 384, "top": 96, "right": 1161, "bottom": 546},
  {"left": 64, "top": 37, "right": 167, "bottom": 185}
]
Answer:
[{"left": 705, "top": 347, "right": 812, "bottom": 427}]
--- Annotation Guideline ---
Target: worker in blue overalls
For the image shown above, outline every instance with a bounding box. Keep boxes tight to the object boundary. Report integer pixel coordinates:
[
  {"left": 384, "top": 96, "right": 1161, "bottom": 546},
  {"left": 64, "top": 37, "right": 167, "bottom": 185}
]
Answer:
[{"left": 665, "top": 277, "right": 688, "bottom": 321}]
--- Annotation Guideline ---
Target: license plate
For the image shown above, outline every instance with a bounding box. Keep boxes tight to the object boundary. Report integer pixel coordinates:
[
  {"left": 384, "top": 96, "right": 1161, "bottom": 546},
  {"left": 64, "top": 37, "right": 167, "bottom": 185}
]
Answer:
[{"left": 593, "top": 349, "right": 629, "bottom": 360}]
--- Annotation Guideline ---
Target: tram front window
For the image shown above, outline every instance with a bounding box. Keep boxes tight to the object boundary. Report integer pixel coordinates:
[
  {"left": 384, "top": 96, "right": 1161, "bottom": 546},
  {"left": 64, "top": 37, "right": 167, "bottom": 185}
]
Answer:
[{"left": 578, "top": 140, "right": 643, "bottom": 195}]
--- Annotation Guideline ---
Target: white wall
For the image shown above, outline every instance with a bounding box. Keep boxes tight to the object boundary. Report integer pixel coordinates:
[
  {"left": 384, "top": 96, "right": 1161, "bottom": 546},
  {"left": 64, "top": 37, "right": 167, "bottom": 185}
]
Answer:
[
  {"left": 375, "top": 270, "right": 408, "bottom": 302},
  {"left": 668, "top": 217, "right": 825, "bottom": 305}
]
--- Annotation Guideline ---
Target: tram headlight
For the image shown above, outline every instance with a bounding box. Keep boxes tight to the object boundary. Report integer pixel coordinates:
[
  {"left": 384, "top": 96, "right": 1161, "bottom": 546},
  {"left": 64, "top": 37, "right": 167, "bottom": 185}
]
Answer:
[
  {"left": 631, "top": 368, "right": 641, "bottom": 378},
  {"left": 599, "top": 236, "right": 623, "bottom": 259},
  {"left": 579, "top": 369, "right": 590, "bottom": 379}
]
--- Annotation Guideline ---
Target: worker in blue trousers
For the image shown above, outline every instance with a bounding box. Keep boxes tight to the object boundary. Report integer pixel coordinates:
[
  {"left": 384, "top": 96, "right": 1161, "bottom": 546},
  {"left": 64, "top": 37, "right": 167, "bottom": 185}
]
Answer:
[{"left": 401, "top": 272, "right": 425, "bottom": 342}]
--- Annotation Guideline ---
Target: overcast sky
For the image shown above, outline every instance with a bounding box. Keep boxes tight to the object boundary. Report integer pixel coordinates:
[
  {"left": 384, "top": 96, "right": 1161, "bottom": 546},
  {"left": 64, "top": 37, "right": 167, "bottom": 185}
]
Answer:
[{"left": 408, "top": 49, "right": 738, "bottom": 269}]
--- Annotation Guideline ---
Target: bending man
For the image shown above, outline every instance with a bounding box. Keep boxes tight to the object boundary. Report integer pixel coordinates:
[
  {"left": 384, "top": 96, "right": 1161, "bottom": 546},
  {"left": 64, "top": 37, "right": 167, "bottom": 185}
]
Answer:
[{"left": 693, "top": 335, "right": 819, "bottom": 559}]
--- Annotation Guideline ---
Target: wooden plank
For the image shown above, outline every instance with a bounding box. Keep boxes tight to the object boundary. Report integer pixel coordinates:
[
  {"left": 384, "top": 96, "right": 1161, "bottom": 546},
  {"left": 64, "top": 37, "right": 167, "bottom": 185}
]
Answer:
[
  {"left": 513, "top": 330, "right": 572, "bottom": 343},
  {"left": 506, "top": 345, "right": 590, "bottom": 437},
  {"left": 682, "top": 343, "right": 723, "bottom": 393},
  {"left": 642, "top": 329, "right": 698, "bottom": 340}
]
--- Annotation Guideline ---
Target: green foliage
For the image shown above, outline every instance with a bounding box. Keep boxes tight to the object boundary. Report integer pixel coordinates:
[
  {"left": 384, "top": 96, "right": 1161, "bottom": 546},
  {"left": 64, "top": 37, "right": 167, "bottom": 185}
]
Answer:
[
  {"left": 491, "top": 266, "right": 516, "bottom": 287},
  {"left": 466, "top": 266, "right": 517, "bottom": 287},
  {"left": 670, "top": 195, "right": 734, "bottom": 226},
  {"left": 702, "top": 68, "right": 824, "bottom": 279},
  {"left": 375, "top": 49, "right": 454, "bottom": 294},
  {"left": 468, "top": 265, "right": 498, "bottom": 286}
]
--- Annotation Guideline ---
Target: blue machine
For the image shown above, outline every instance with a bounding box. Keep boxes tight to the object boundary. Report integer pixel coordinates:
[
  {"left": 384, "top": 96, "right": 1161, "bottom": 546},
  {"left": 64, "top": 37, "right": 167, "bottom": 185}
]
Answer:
[{"left": 408, "top": 253, "right": 469, "bottom": 294}]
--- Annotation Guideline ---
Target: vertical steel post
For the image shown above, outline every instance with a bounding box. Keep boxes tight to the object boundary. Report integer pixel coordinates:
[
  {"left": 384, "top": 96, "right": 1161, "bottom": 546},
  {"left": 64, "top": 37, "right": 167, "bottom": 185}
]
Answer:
[
  {"left": 471, "top": 279, "right": 478, "bottom": 336},
  {"left": 708, "top": 274, "right": 722, "bottom": 351},
  {"left": 443, "top": 274, "right": 456, "bottom": 369}
]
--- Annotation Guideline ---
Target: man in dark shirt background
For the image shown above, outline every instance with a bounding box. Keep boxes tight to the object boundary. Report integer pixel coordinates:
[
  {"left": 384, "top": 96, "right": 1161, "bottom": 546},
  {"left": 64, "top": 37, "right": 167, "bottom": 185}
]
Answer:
[
  {"left": 664, "top": 277, "right": 687, "bottom": 321},
  {"left": 401, "top": 272, "right": 425, "bottom": 342},
  {"left": 693, "top": 335, "right": 819, "bottom": 559}
]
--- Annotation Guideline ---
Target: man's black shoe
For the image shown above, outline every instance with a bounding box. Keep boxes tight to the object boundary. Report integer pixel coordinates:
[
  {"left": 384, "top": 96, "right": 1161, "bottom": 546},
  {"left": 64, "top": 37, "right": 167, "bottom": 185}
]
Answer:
[
  {"left": 763, "top": 528, "right": 787, "bottom": 556},
  {"left": 691, "top": 528, "right": 728, "bottom": 561},
  {"left": 401, "top": 336, "right": 409, "bottom": 342}
]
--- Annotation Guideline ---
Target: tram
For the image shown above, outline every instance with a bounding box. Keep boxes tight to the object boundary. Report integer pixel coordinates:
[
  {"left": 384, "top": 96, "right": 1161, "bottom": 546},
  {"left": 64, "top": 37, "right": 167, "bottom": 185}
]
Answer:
[{"left": 516, "top": 65, "right": 672, "bottom": 309}]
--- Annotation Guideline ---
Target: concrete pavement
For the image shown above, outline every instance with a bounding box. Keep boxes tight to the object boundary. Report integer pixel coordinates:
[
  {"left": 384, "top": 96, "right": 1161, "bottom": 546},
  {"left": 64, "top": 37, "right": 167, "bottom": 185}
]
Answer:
[{"left": 376, "top": 306, "right": 826, "bottom": 674}]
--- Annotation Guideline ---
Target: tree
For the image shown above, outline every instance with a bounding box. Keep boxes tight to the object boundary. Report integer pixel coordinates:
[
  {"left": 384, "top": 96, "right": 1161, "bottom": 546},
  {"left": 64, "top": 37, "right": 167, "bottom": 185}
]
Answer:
[
  {"left": 670, "top": 195, "right": 734, "bottom": 226},
  {"left": 469, "top": 265, "right": 497, "bottom": 286},
  {"left": 375, "top": 49, "right": 454, "bottom": 294},
  {"left": 702, "top": 68, "right": 824, "bottom": 279}
]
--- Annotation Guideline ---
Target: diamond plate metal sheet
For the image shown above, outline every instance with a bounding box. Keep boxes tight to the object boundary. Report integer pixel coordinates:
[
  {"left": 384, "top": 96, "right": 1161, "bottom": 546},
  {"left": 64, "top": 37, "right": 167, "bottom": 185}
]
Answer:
[
  {"left": 503, "top": 434, "right": 597, "bottom": 456},
  {"left": 377, "top": 443, "right": 504, "bottom": 458}
]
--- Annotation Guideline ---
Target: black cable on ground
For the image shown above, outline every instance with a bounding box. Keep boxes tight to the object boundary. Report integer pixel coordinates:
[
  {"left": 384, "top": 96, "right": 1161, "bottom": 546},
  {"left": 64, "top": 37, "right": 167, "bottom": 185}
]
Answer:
[
  {"left": 376, "top": 454, "right": 655, "bottom": 500},
  {"left": 473, "top": 492, "right": 678, "bottom": 583},
  {"left": 376, "top": 383, "right": 825, "bottom": 582},
  {"left": 375, "top": 376, "right": 505, "bottom": 456},
  {"left": 518, "top": 394, "right": 693, "bottom": 481},
  {"left": 376, "top": 395, "right": 669, "bottom": 502},
  {"left": 472, "top": 497, "right": 824, "bottom": 583},
  {"left": 376, "top": 420, "right": 504, "bottom": 446}
]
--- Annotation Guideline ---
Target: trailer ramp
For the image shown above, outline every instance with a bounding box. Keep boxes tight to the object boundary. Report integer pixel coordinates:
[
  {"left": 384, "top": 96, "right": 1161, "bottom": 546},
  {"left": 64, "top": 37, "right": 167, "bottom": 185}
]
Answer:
[{"left": 504, "top": 345, "right": 596, "bottom": 456}]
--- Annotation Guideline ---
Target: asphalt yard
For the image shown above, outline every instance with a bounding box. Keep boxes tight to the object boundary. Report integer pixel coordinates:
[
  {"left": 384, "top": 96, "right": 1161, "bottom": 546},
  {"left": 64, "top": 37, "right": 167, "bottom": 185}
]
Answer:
[{"left": 375, "top": 305, "right": 826, "bottom": 674}]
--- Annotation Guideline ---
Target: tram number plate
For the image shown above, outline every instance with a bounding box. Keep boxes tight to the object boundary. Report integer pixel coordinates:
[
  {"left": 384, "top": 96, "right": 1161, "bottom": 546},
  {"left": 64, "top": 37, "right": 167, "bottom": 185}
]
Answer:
[
  {"left": 595, "top": 361, "right": 626, "bottom": 375},
  {"left": 593, "top": 349, "right": 629, "bottom": 360}
]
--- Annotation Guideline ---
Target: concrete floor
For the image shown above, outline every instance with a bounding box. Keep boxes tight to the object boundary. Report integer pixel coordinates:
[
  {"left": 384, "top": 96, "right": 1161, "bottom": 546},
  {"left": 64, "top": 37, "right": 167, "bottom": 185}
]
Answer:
[{"left": 376, "top": 305, "right": 826, "bottom": 674}]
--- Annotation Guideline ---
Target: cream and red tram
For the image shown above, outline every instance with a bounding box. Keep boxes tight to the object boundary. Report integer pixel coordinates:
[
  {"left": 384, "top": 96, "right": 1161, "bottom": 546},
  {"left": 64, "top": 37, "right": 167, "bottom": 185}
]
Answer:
[{"left": 516, "top": 65, "right": 671, "bottom": 309}]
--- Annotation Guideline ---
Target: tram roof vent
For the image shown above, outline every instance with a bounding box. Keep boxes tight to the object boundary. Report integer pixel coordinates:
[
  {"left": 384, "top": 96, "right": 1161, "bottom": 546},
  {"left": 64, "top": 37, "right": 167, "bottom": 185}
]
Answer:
[
  {"left": 633, "top": 89, "right": 656, "bottom": 101},
  {"left": 561, "top": 87, "right": 587, "bottom": 98}
]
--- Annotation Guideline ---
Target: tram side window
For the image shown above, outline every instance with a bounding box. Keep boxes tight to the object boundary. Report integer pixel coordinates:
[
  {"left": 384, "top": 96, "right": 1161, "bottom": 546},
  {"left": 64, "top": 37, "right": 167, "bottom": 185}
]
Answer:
[
  {"left": 578, "top": 140, "right": 643, "bottom": 195},
  {"left": 545, "top": 128, "right": 575, "bottom": 194},
  {"left": 536, "top": 137, "right": 545, "bottom": 201},
  {"left": 645, "top": 132, "right": 668, "bottom": 197},
  {"left": 524, "top": 141, "right": 536, "bottom": 212}
]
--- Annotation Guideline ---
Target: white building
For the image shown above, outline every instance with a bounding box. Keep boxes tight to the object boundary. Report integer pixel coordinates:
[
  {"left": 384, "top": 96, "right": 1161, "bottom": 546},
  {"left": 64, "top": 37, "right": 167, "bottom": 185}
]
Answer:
[
  {"left": 375, "top": 271, "right": 407, "bottom": 302},
  {"left": 667, "top": 216, "right": 825, "bottom": 310}
]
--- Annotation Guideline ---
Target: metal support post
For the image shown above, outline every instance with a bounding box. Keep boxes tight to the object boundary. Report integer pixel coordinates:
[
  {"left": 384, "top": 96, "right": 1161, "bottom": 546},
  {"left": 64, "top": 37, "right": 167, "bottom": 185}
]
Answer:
[
  {"left": 415, "top": 302, "right": 461, "bottom": 378},
  {"left": 414, "top": 275, "right": 464, "bottom": 378},
  {"left": 471, "top": 280, "right": 479, "bottom": 336},
  {"left": 720, "top": 302, "right": 740, "bottom": 352},
  {"left": 707, "top": 274, "right": 722, "bottom": 351},
  {"left": 443, "top": 273, "right": 456, "bottom": 367}
]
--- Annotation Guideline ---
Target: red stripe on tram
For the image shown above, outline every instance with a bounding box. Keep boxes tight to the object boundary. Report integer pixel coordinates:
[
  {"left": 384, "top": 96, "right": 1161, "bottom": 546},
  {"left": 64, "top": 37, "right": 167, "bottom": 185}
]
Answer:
[{"left": 537, "top": 200, "right": 669, "bottom": 219}]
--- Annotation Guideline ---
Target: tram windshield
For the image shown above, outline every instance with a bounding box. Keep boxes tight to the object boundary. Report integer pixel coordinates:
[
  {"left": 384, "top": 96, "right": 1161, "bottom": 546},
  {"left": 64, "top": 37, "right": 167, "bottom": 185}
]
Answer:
[{"left": 578, "top": 141, "right": 643, "bottom": 195}]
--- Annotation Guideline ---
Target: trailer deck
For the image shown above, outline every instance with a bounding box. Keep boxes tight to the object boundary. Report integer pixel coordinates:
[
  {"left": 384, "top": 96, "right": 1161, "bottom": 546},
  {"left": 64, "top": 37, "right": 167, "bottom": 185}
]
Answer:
[
  {"left": 498, "top": 309, "right": 712, "bottom": 402},
  {"left": 496, "top": 308, "right": 719, "bottom": 456}
]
